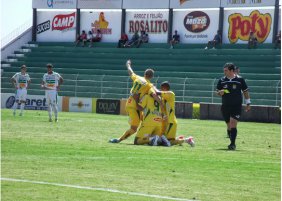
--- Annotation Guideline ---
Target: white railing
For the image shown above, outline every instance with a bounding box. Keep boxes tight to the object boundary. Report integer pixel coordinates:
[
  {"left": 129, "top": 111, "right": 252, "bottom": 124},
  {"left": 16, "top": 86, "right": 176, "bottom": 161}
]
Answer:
[
  {"left": 1, "top": 19, "right": 32, "bottom": 49},
  {"left": 64, "top": 75, "right": 281, "bottom": 106}
]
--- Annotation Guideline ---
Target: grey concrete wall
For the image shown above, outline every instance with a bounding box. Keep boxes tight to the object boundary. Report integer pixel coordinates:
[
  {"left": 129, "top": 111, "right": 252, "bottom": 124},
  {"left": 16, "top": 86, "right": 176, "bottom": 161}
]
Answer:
[
  {"left": 175, "top": 102, "right": 193, "bottom": 119},
  {"left": 200, "top": 103, "right": 281, "bottom": 123},
  {"left": 1, "top": 28, "right": 32, "bottom": 60}
]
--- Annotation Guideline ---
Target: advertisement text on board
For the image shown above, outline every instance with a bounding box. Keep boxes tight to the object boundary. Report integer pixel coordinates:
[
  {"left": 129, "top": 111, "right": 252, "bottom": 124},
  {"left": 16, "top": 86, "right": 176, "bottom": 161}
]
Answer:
[{"left": 228, "top": 10, "right": 272, "bottom": 43}]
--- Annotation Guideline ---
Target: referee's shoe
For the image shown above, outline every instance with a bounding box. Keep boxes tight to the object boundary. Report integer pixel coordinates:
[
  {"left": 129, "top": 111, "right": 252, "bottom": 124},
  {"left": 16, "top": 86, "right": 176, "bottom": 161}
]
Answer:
[{"left": 228, "top": 144, "right": 236, "bottom": 151}]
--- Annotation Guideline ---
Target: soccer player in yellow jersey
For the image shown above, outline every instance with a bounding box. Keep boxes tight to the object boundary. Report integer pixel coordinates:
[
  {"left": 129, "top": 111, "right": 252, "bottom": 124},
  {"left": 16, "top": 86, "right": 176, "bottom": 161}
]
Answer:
[
  {"left": 109, "top": 60, "right": 164, "bottom": 143},
  {"left": 158, "top": 81, "right": 194, "bottom": 146},
  {"left": 133, "top": 93, "right": 163, "bottom": 145}
]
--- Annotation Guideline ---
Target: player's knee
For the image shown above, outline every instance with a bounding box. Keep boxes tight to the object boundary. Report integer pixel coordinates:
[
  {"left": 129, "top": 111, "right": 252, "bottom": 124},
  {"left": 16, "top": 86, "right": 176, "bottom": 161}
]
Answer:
[{"left": 130, "top": 126, "right": 138, "bottom": 132}]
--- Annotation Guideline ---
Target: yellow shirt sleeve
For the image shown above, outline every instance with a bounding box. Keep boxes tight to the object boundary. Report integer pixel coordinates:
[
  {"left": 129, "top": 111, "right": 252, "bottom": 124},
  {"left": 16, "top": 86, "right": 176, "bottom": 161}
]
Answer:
[
  {"left": 161, "top": 92, "right": 172, "bottom": 101},
  {"left": 130, "top": 73, "right": 137, "bottom": 81},
  {"left": 139, "top": 95, "right": 148, "bottom": 109}
]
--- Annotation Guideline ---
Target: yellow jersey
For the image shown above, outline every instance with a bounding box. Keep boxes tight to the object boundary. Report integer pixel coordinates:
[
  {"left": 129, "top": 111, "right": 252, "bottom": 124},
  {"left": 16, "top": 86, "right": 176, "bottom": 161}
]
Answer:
[
  {"left": 126, "top": 73, "right": 153, "bottom": 109},
  {"left": 139, "top": 94, "right": 162, "bottom": 126},
  {"left": 161, "top": 91, "right": 177, "bottom": 123}
]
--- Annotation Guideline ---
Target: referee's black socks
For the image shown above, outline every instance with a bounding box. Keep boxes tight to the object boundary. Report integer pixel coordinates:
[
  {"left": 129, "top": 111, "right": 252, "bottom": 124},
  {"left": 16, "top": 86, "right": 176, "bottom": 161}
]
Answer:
[
  {"left": 230, "top": 128, "right": 237, "bottom": 145},
  {"left": 227, "top": 130, "right": 231, "bottom": 138}
]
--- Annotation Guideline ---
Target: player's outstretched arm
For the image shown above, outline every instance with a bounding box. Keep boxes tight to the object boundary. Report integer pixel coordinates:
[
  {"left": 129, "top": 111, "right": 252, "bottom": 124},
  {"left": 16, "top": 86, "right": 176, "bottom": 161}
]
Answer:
[
  {"left": 126, "top": 60, "right": 134, "bottom": 76},
  {"left": 243, "top": 91, "right": 251, "bottom": 112},
  {"left": 11, "top": 78, "right": 17, "bottom": 89}
]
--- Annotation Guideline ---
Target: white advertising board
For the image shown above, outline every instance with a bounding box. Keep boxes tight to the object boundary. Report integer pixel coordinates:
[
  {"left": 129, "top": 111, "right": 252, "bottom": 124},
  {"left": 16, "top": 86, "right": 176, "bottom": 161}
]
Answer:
[
  {"left": 69, "top": 97, "right": 93, "bottom": 113},
  {"left": 1, "top": 93, "right": 62, "bottom": 111},
  {"left": 80, "top": 10, "right": 122, "bottom": 42},
  {"left": 78, "top": 0, "right": 122, "bottom": 9},
  {"left": 125, "top": 10, "right": 169, "bottom": 43},
  {"left": 170, "top": 0, "right": 220, "bottom": 9},
  {"left": 221, "top": 0, "right": 276, "bottom": 7},
  {"left": 222, "top": 8, "right": 274, "bottom": 44},
  {"left": 33, "top": 0, "right": 77, "bottom": 9},
  {"left": 37, "top": 11, "right": 76, "bottom": 42},
  {"left": 172, "top": 9, "right": 220, "bottom": 43},
  {"left": 123, "top": 0, "right": 169, "bottom": 9}
]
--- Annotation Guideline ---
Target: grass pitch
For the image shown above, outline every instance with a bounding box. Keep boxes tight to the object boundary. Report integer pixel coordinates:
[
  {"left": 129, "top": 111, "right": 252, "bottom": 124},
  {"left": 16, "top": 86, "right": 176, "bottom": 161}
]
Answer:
[{"left": 1, "top": 109, "right": 280, "bottom": 201}]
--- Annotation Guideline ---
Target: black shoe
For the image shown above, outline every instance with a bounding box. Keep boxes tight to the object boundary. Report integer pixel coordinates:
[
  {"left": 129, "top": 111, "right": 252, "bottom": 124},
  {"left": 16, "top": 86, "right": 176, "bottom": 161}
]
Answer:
[{"left": 228, "top": 144, "right": 236, "bottom": 150}]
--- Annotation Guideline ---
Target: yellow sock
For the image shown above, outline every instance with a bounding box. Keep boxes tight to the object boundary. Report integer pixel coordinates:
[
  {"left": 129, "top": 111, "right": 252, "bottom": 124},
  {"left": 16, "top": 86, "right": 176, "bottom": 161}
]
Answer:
[{"left": 119, "top": 129, "right": 136, "bottom": 141}]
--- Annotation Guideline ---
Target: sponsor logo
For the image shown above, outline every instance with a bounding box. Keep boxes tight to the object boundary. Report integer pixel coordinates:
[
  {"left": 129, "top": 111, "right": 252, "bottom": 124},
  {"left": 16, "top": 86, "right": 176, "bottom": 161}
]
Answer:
[
  {"left": 6, "top": 96, "right": 15, "bottom": 109},
  {"left": 52, "top": 12, "right": 76, "bottom": 31},
  {"left": 71, "top": 101, "right": 90, "bottom": 109},
  {"left": 227, "top": 0, "right": 263, "bottom": 5},
  {"left": 184, "top": 11, "right": 210, "bottom": 33},
  {"left": 228, "top": 10, "right": 272, "bottom": 43},
  {"left": 180, "top": 0, "right": 190, "bottom": 5},
  {"left": 5, "top": 96, "right": 47, "bottom": 110},
  {"left": 153, "top": 117, "right": 162, "bottom": 122},
  {"left": 96, "top": 99, "right": 120, "bottom": 115},
  {"left": 47, "top": 0, "right": 53, "bottom": 7},
  {"left": 129, "top": 13, "right": 168, "bottom": 33},
  {"left": 37, "top": 20, "right": 50, "bottom": 34},
  {"left": 91, "top": 12, "right": 112, "bottom": 34}
]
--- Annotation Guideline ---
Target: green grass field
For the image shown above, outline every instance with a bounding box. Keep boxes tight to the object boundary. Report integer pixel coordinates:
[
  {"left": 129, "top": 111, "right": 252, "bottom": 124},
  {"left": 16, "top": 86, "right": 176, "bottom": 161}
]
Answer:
[{"left": 1, "top": 109, "right": 281, "bottom": 201}]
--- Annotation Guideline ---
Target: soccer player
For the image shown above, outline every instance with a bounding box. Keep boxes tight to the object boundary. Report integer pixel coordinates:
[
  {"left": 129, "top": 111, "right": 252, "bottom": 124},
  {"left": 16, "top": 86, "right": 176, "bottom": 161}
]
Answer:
[
  {"left": 41, "top": 64, "right": 63, "bottom": 122},
  {"left": 216, "top": 63, "right": 251, "bottom": 150},
  {"left": 157, "top": 81, "right": 193, "bottom": 146},
  {"left": 11, "top": 65, "right": 31, "bottom": 116},
  {"left": 109, "top": 60, "right": 164, "bottom": 143},
  {"left": 133, "top": 93, "right": 164, "bottom": 146}
]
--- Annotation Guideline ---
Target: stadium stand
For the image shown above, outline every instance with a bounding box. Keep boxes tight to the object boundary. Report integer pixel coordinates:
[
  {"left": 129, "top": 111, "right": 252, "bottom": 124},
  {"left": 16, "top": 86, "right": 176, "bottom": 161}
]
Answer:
[{"left": 1, "top": 42, "right": 281, "bottom": 106}]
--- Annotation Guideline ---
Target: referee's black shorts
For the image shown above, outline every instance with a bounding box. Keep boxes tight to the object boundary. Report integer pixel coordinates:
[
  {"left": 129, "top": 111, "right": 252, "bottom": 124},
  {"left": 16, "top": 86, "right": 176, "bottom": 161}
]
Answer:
[{"left": 221, "top": 105, "right": 242, "bottom": 123}]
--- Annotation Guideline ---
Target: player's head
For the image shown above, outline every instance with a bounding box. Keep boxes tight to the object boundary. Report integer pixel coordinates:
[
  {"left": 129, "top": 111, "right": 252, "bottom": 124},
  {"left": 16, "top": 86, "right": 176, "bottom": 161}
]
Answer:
[
  {"left": 46, "top": 63, "right": 53, "bottom": 74},
  {"left": 223, "top": 63, "right": 235, "bottom": 77},
  {"left": 234, "top": 66, "right": 240, "bottom": 75},
  {"left": 144, "top": 69, "right": 154, "bottom": 80},
  {"left": 20, "top": 65, "right": 27, "bottom": 73},
  {"left": 160, "top": 81, "right": 170, "bottom": 91}
]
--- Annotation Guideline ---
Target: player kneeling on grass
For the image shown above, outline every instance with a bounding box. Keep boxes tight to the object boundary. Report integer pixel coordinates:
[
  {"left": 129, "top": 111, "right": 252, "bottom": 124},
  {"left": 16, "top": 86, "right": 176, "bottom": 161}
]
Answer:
[
  {"left": 41, "top": 64, "right": 63, "bottom": 122},
  {"left": 109, "top": 60, "right": 164, "bottom": 143},
  {"left": 156, "top": 81, "right": 194, "bottom": 146},
  {"left": 11, "top": 65, "right": 31, "bottom": 116},
  {"left": 133, "top": 93, "right": 169, "bottom": 146}
]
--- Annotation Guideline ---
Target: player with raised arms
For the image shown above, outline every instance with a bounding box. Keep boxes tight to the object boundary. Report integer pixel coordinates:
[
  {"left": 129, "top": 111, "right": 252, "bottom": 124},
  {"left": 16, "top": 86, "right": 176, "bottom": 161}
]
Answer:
[{"left": 109, "top": 60, "right": 164, "bottom": 143}]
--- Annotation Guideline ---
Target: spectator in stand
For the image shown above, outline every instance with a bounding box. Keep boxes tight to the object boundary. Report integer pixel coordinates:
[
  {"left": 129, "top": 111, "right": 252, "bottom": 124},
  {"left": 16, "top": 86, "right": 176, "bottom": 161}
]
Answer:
[
  {"left": 75, "top": 30, "right": 87, "bottom": 47},
  {"left": 170, "top": 30, "right": 180, "bottom": 49},
  {"left": 124, "top": 31, "right": 139, "bottom": 48},
  {"left": 89, "top": 29, "right": 102, "bottom": 48},
  {"left": 117, "top": 32, "right": 128, "bottom": 48},
  {"left": 136, "top": 31, "right": 149, "bottom": 48},
  {"left": 248, "top": 31, "right": 257, "bottom": 49},
  {"left": 205, "top": 30, "right": 222, "bottom": 49},
  {"left": 275, "top": 30, "right": 281, "bottom": 49}
]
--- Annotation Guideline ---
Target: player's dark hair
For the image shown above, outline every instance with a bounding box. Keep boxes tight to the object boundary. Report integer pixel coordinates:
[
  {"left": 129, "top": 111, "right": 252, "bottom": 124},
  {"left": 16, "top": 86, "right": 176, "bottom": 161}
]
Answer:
[
  {"left": 161, "top": 81, "right": 170, "bottom": 90},
  {"left": 223, "top": 63, "right": 235, "bottom": 71},
  {"left": 46, "top": 63, "right": 53, "bottom": 68},
  {"left": 144, "top": 69, "right": 154, "bottom": 79},
  {"left": 21, "top": 65, "right": 27, "bottom": 69}
]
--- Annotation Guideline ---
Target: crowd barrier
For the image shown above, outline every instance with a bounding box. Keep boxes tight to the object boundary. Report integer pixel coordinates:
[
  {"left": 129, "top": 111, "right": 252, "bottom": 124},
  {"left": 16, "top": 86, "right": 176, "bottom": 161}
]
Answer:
[{"left": 1, "top": 93, "right": 280, "bottom": 123}]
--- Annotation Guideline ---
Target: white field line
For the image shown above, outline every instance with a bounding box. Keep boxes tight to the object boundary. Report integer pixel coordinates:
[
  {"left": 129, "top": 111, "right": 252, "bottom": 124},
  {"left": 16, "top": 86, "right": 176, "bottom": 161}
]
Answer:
[{"left": 1, "top": 178, "right": 198, "bottom": 201}]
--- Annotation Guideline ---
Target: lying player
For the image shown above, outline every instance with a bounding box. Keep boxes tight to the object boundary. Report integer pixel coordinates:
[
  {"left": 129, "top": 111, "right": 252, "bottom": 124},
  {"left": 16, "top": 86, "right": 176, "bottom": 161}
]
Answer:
[
  {"left": 109, "top": 60, "right": 164, "bottom": 143},
  {"left": 133, "top": 93, "right": 169, "bottom": 146}
]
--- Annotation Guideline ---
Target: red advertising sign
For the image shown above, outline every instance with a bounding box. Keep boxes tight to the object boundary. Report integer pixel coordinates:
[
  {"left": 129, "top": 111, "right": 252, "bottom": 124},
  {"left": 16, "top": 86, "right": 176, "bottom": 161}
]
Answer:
[
  {"left": 228, "top": 10, "right": 272, "bottom": 43},
  {"left": 52, "top": 12, "right": 76, "bottom": 31}
]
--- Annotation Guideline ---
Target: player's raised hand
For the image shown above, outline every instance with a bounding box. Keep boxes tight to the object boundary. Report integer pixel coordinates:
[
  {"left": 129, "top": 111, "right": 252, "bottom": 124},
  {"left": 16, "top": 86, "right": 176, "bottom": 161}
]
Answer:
[{"left": 126, "top": 60, "right": 131, "bottom": 68}]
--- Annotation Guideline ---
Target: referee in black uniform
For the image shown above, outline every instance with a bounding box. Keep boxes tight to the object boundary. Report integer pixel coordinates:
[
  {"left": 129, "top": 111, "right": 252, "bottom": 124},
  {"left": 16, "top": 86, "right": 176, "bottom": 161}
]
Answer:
[{"left": 216, "top": 63, "right": 251, "bottom": 150}]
